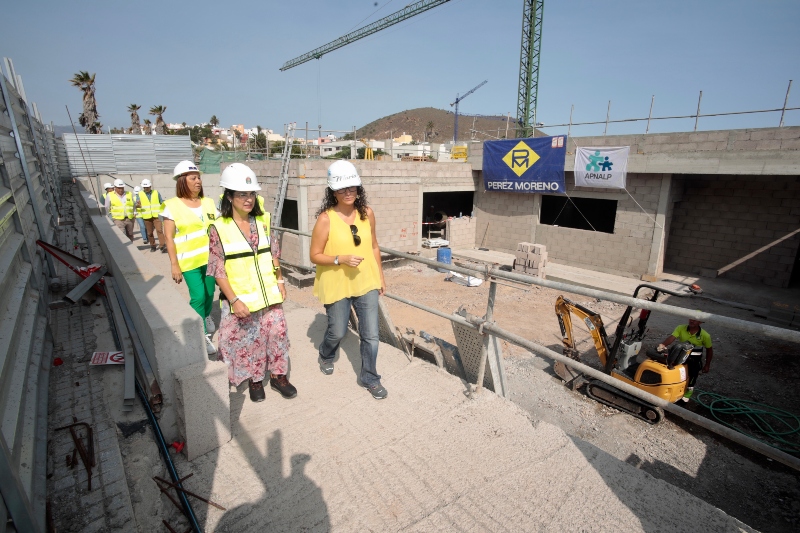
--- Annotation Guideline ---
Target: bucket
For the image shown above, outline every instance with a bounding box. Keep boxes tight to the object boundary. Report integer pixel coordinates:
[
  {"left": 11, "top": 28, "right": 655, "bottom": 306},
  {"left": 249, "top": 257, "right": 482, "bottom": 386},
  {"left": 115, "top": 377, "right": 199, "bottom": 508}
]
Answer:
[{"left": 436, "top": 247, "right": 452, "bottom": 272}]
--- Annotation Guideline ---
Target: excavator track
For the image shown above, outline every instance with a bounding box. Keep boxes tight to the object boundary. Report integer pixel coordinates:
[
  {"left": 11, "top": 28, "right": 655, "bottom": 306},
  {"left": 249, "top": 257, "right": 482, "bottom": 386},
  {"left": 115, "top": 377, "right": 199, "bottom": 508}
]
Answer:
[{"left": 585, "top": 380, "right": 664, "bottom": 425}]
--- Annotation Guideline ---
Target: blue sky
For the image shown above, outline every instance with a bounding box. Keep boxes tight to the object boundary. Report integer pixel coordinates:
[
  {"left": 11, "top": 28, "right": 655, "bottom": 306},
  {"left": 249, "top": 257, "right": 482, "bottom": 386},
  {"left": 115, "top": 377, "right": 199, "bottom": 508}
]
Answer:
[{"left": 2, "top": 0, "right": 799, "bottom": 137}]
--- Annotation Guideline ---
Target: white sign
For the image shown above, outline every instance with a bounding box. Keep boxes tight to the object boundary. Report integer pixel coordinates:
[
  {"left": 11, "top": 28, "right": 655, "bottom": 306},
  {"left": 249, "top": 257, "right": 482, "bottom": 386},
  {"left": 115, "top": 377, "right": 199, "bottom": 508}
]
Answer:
[
  {"left": 90, "top": 351, "right": 125, "bottom": 365},
  {"left": 574, "top": 146, "right": 630, "bottom": 189}
]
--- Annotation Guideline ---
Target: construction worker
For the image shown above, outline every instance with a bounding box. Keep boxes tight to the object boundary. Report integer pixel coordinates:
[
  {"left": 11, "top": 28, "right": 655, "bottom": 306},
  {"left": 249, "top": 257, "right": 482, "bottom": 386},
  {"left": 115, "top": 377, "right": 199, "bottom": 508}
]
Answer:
[
  {"left": 105, "top": 179, "right": 135, "bottom": 241},
  {"left": 133, "top": 186, "right": 149, "bottom": 245},
  {"left": 657, "top": 318, "right": 714, "bottom": 402},
  {"left": 138, "top": 178, "right": 166, "bottom": 252},
  {"left": 102, "top": 182, "right": 114, "bottom": 218},
  {"left": 310, "top": 160, "right": 388, "bottom": 400},
  {"left": 162, "top": 161, "right": 218, "bottom": 355},
  {"left": 208, "top": 163, "right": 296, "bottom": 402}
]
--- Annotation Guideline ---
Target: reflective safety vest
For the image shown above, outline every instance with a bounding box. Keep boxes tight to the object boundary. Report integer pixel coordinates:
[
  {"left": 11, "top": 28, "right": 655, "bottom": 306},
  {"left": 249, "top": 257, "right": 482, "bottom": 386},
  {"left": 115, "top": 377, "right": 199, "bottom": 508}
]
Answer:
[
  {"left": 165, "top": 197, "right": 217, "bottom": 272},
  {"left": 211, "top": 213, "right": 282, "bottom": 312},
  {"left": 108, "top": 192, "right": 134, "bottom": 220},
  {"left": 137, "top": 190, "right": 164, "bottom": 219}
]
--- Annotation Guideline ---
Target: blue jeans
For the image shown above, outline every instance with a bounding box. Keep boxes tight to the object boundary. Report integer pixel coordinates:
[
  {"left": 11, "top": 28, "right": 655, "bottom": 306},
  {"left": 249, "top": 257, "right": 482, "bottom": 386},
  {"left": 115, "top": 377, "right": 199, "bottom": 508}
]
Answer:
[
  {"left": 319, "top": 289, "right": 381, "bottom": 387},
  {"left": 136, "top": 218, "right": 148, "bottom": 243}
]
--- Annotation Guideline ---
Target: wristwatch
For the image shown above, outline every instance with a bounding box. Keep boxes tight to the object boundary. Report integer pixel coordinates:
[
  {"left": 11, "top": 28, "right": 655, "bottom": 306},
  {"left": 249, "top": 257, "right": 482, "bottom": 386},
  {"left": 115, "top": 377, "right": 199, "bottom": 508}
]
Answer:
[{"left": 334, "top": 255, "right": 339, "bottom": 265}]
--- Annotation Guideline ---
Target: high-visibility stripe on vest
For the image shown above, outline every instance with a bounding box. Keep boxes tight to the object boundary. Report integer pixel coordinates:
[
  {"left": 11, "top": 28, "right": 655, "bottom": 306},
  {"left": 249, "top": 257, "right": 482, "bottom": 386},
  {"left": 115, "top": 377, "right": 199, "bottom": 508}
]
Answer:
[
  {"left": 137, "top": 190, "right": 163, "bottom": 219},
  {"left": 211, "top": 214, "right": 282, "bottom": 312},
  {"left": 165, "top": 197, "right": 217, "bottom": 272},
  {"left": 109, "top": 192, "right": 134, "bottom": 220}
]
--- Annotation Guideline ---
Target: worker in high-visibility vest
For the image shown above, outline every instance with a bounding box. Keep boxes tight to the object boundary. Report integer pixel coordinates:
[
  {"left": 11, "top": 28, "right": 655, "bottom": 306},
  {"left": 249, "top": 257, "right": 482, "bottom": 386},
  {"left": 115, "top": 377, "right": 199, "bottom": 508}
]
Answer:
[
  {"left": 104, "top": 178, "right": 135, "bottom": 241},
  {"left": 208, "top": 163, "right": 296, "bottom": 401},
  {"left": 138, "top": 178, "right": 166, "bottom": 252},
  {"left": 133, "top": 186, "right": 149, "bottom": 245},
  {"left": 162, "top": 161, "right": 218, "bottom": 355},
  {"left": 102, "top": 182, "right": 114, "bottom": 219}
]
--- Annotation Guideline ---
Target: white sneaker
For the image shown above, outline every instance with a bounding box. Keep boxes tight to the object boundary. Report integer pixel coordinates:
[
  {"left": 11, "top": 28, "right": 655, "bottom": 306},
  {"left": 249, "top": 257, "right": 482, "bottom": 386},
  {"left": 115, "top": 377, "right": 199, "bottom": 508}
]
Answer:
[
  {"left": 205, "top": 334, "right": 217, "bottom": 355},
  {"left": 205, "top": 316, "right": 216, "bottom": 334}
]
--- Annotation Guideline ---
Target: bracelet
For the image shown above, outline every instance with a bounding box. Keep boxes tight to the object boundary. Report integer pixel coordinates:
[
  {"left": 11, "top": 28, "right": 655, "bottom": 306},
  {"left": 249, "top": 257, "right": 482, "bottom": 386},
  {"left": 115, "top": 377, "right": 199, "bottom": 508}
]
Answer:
[
  {"left": 277, "top": 280, "right": 285, "bottom": 284},
  {"left": 230, "top": 297, "right": 240, "bottom": 306}
]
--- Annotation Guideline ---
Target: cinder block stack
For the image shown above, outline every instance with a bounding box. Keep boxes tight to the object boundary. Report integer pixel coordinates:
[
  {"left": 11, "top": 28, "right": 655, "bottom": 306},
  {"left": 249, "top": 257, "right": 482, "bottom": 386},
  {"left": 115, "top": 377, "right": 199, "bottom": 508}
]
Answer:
[{"left": 513, "top": 242, "right": 547, "bottom": 279}]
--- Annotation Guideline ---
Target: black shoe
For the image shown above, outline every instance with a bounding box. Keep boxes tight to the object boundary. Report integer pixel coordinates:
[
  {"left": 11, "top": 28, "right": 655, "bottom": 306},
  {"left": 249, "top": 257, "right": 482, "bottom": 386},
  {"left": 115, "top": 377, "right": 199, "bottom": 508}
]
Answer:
[
  {"left": 150, "top": 246, "right": 157, "bottom": 252},
  {"left": 249, "top": 380, "right": 266, "bottom": 402},
  {"left": 270, "top": 374, "right": 297, "bottom": 399},
  {"left": 319, "top": 359, "right": 334, "bottom": 375}
]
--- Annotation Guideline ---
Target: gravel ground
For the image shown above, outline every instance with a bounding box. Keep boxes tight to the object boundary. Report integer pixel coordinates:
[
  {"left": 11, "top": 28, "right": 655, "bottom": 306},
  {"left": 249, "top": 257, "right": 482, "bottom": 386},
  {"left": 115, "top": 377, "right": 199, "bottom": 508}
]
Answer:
[{"left": 282, "top": 264, "right": 800, "bottom": 533}]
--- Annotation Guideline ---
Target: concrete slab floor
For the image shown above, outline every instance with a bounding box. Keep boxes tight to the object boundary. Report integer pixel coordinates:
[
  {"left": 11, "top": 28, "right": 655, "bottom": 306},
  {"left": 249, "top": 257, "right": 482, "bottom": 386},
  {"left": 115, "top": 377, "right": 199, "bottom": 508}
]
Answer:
[{"left": 105, "top": 227, "right": 757, "bottom": 531}]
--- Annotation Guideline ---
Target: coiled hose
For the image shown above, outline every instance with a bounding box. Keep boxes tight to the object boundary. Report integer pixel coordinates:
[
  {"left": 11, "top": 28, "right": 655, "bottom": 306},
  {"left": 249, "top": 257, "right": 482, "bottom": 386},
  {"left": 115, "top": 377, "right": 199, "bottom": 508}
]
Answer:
[{"left": 694, "top": 390, "right": 800, "bottom": 455}]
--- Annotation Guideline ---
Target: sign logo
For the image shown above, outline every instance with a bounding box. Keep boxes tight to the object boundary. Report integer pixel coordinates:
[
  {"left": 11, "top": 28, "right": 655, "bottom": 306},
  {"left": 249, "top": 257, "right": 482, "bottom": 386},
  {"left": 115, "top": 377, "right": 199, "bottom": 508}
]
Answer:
[
  {"left": 502, "top": 141, "right": 540, "bottom": 177},
  {"left": 586, "top": 150, "right": 613, "bottom": 172}
]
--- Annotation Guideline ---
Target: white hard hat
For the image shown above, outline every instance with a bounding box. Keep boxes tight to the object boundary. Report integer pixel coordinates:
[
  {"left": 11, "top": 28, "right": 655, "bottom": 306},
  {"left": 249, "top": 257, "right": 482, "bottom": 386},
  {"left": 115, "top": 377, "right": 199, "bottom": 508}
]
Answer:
[
  {"left": 327, "top": 160, "right": 361, "bottom": 191},
  {"left": 173, "top": 160, "right": 200, "bottom": 180},
  {"left": 134, "top": 186, "right": 140, "bottom": 193},
  {"left": 113, "top": 179, "right": 125, "bottom": 188},
  {"left": 141, "top": 179, "right": 152, "bottom": 188},
  {"left": 219, "top": 163, "right": 260, "bottom": 192},
  {"left": 103, "top": 182, "right": 113, "bottom": 190}
]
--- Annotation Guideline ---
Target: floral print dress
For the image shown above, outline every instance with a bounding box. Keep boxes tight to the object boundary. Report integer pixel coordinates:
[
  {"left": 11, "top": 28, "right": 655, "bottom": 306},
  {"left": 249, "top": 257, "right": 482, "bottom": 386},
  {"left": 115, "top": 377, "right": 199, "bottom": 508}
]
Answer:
[{"left": 207, "top": 218, "right": 290, "bottom": 386}]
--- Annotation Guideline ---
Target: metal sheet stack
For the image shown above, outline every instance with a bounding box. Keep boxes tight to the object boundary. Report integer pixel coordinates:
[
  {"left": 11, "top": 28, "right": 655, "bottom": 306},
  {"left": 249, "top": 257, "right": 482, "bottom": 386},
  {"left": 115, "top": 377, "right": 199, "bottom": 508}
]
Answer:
[{"left": 513, "top": 242, "right": 547, "bottom": 279}]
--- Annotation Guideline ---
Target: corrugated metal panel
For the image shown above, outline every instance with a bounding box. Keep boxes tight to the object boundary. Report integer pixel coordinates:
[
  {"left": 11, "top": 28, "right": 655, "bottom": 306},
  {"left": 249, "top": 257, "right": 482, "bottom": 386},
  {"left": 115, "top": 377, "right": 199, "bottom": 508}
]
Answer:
[{"left": 62, "top": 134, "right": 192, "bottom": 175}]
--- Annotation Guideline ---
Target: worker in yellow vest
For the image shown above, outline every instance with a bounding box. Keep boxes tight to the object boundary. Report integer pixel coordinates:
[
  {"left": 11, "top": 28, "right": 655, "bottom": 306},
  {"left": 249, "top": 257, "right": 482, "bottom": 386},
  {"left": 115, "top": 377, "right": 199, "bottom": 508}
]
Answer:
[
  {"left": 207, "top": 163, "right": 296, "bottom": 402},
  {"left": 138, "top": 178, "right": 166, "bottom": 252},
  {"left": 133, "top": 186, "right": 149, "bottom": 245},
  {"left": 102, "top": 182, "right": 114, "bottom": 219},
  {"left": 162, "top": 161, "right": 218, "bottom": 355},
  {"left": 104, "top": 178, "right": 135, "bottom": 241}
]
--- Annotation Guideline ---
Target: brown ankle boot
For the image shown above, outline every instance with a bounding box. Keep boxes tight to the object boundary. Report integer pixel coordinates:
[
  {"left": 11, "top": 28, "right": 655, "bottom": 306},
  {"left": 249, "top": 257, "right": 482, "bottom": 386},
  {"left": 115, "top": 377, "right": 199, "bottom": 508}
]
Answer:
[
  {"left": 249, "top": 380, "right": 265, "bottom": 402},
  {"left": 269, "top": 374, "right": 297, "bottom": 399}
]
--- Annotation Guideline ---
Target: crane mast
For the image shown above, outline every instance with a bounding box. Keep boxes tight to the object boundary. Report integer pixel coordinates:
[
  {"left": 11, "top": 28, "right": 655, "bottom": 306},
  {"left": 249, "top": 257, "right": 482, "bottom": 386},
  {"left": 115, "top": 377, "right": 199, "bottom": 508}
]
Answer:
[{"left": 516, "top": 0, "right": 544, "bottom": 138}]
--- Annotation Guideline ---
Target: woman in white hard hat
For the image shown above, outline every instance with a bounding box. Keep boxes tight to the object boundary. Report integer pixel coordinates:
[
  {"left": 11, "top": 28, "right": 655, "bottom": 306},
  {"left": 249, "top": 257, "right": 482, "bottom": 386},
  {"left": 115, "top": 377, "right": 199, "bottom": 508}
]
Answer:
[
  {"left": 105, "top": 179, "right": 135, "bottom": 241},
  {"left": 133, "top": 186, "right": 149, "bottom": 245},
  {"left": 162, "top": 160, "right": 219, "bottom": 355},
  {"left": 207, "top": 163, "right": 297, "bottom": 402},
  {"left": 310, "top": 160, "right": 387, "bottom": 399}
]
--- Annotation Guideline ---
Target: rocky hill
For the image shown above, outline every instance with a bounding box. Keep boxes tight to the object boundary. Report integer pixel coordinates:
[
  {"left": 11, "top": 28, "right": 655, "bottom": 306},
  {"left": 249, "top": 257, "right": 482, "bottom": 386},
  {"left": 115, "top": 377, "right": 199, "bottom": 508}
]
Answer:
[{"left": 356, "top": 107, "right": 517, "bottom": 143}]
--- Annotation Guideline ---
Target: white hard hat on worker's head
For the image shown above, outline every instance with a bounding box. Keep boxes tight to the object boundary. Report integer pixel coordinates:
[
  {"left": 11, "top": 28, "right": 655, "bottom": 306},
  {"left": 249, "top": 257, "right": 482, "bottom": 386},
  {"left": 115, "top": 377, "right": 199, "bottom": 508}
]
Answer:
[
  {"left": 173, "top": 160, "right": 200, "bottom": 180},
  {"left": 219, "top": 163, "right": 260, "bottom": 192},
  {"left": 103, "top": 182, "right": 113, "bottom": 190},
  {"left": 113, "top": 179, "right": 125, "bottom": 188},
  {"left": 141, "top": 179, "right": 152, "bottom": 188},
  {"left": 134, "top": 186, "right": 140, "bottom": 193},
  {"left": 327, "top": 160, "right": 361, "bottom": 191}
]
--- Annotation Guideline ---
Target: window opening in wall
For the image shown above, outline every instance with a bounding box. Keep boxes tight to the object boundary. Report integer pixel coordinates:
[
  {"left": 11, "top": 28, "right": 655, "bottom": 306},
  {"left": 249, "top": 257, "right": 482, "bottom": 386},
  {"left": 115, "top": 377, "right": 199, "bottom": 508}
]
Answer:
[
  {"left": 422, "top": 191, "right": 475, "bottom": 239},
  {"left": 279, "top": 199, "right": 299, "bottom": 231},
  {"left": 540, "top": 196, "right": 617, "bottom": 234}
]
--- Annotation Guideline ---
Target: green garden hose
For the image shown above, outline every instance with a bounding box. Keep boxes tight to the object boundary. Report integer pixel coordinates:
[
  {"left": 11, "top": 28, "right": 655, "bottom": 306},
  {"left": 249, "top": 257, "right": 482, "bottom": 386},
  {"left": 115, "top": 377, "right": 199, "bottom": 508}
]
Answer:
[{"left": 693, "top": 390, "right": 800, "bottom": 455}]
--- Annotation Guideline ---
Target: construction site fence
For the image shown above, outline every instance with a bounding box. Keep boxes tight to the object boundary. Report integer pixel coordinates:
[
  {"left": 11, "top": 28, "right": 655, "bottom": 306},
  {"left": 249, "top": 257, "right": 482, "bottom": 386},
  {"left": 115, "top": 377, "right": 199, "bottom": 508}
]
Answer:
[
  {"left": 274, "top": 225, "right": 800, "bottom": 471},
  {"left": 61, "top": 134, "right": 193, "bottom": 177},
  {"left": 0, "top": 61, "right": 63, "bottom": 533}
]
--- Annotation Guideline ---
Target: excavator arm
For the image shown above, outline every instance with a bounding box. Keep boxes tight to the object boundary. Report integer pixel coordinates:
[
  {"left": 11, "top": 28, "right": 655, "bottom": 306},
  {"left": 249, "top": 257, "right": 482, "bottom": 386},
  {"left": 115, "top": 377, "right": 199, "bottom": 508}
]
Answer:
[{"left": 554, "top": 296, "right": 613, "bottom": 370}]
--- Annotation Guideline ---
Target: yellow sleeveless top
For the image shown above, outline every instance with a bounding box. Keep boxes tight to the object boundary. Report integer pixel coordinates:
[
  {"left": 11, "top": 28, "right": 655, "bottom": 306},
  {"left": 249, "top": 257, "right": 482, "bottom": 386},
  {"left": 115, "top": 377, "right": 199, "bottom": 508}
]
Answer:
[{"left": 313, "top": 209, "right": 382, "bottom": 305}]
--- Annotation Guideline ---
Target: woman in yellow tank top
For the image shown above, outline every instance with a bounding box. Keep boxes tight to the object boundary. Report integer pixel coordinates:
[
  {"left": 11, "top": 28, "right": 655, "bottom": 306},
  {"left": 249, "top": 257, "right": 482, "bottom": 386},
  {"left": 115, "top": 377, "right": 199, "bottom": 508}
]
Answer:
[{"left": 310, "top": 161, "right": 387, "bottom": 399}]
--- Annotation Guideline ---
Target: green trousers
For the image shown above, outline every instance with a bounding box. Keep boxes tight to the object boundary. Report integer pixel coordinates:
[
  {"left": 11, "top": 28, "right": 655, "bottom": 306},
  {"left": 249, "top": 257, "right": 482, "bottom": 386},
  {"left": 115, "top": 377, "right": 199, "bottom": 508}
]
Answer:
[{"left": 183, "top": 265, "right": 215, "bottom": 334}]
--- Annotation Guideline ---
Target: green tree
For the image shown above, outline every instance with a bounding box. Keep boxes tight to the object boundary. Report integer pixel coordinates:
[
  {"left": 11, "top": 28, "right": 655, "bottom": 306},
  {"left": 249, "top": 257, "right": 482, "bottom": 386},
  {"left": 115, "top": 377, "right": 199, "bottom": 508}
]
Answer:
[
  {"left": 209, "top": 115, "right": 219, "bottom": 127},
  {"left": 127, "top": 104, "right": 141, "bottom": 134},
  {"left": 143, "top": 118, "right": 152, "bottom": 135},
  {"left": 69, "top": 71, "right": 101, "bottom": 134},
  {"left": 149, "top": 105, "right": 167, "bottom": 135}
]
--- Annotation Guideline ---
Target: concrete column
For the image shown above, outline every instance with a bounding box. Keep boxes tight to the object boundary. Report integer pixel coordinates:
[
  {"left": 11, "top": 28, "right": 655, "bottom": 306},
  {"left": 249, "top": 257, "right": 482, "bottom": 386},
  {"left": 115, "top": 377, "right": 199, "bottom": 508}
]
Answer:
[
  {"left": 530, "top": 193, "right": 542, "bottom": 243},
  {"left": 643, "top": 174, "right": 672, "bottom": 281}
]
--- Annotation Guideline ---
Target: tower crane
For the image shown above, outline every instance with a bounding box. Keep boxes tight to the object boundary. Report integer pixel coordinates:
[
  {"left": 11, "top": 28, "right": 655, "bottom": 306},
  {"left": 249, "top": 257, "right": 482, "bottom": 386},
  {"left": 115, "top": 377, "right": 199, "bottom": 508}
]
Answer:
[
  {"left": 280, "top": 0, "right": 545, "bottom": 140},
  {"left": 451, "top": 80, "right": 488, "bottom": 143}
]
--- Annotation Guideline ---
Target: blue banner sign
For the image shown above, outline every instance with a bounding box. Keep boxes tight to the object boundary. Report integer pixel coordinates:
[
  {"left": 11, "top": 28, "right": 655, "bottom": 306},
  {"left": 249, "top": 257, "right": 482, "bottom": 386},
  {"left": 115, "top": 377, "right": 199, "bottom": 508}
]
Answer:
[{"left": 483, "top": 136, "right": 567, "bottom": 194}]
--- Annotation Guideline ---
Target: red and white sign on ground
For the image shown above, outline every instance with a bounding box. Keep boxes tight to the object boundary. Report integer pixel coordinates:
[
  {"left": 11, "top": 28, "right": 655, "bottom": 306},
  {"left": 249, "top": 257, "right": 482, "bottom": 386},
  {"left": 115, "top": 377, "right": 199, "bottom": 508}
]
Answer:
[{"left": 90, "top": 351, "right": 125, "bottom": 365}]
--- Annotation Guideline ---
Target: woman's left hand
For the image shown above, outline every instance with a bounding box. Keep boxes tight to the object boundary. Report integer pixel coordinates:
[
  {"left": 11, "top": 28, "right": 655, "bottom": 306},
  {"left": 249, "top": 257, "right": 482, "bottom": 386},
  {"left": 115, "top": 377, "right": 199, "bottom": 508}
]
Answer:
[
  {"left": 278, "top": 282, "right": 286, "bottom": 299},
  {"left": 379, "top": 279, "right": 386, "bottom": 296}
]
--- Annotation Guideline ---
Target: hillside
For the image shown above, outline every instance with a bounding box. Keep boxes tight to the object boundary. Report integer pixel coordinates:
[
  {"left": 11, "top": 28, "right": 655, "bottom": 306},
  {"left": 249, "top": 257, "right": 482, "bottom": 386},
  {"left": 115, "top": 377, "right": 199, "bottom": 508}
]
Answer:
[{"left": 356, "top": 107, "right": 517, "bottom": 143}]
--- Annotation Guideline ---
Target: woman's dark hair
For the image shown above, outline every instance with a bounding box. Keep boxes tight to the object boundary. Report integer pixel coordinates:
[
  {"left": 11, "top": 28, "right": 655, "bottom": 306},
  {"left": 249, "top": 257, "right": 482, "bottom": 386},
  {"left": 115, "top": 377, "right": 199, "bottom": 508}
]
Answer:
[
  {"left": 315, "top": 186, "right": 368, "bottom": 220},
  {"left": 220, "top": 188, "right": 265, "bottom": 219},
  {"left": 175, "top": 174, "right": 205, "bottom": 199}
]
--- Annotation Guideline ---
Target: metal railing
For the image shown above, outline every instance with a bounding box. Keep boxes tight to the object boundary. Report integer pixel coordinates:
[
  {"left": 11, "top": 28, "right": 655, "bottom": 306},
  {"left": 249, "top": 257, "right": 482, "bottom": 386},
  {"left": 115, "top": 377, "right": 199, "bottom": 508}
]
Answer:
[{"left": 274, "top": 225, "right": 800, "bottom": 471}]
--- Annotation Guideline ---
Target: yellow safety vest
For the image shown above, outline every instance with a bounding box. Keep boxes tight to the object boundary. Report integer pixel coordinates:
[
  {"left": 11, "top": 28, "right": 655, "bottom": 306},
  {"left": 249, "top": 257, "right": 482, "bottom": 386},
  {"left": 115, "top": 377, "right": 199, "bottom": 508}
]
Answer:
[
  {"left": 165, "top": 197, "right": 217, "bottom": 272},
  {"left": 108, "top": 192, "right": 134, "bottom": 220},
  {"left": 137, "top": 190, "right": 164, "bottom": 219},
  {"left": 211, "top": 214, "right": 282, "bottom": 312}
]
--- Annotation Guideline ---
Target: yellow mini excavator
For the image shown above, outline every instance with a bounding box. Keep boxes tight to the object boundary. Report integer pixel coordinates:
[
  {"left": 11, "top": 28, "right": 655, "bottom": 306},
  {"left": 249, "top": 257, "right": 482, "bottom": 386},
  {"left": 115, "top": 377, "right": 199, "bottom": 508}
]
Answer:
[{"left": 554, "top": 284, "right": 696, "bottom": 424}]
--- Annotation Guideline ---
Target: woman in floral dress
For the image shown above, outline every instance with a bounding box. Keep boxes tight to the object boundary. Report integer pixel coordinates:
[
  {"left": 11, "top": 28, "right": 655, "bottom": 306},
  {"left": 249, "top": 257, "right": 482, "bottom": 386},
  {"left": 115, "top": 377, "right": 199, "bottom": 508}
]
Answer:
[{"left": 207, "top": 163, "right": 297, "bottom": 402}]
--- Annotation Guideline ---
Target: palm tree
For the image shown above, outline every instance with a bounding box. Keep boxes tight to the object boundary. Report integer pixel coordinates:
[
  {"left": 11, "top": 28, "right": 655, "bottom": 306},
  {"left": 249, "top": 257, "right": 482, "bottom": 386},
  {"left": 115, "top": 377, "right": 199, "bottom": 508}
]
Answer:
[
  {"left": 149, "top": 105, "right": 167, "bottom": 135},
  {"left": 127, "top": 104, "right": 141, "bottom": 134},
  {"left": 426, "top": 121, "right": 435, "bottom": 141},
  {"left": 69, "top": 71, "right": 101, "bottom": 134},
  {"left": 143, "top": 119, "right": 152, "bottom": 135},
  {"left": 209, "top": 115, "right": 219, "bottom": 127}
]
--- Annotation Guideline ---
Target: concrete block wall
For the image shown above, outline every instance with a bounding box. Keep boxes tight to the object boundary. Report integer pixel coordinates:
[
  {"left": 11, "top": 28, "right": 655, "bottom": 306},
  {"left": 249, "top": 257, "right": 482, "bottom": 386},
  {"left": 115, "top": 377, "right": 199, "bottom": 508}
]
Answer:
[
  {"left": 664, "top": 175, "right": 800, "bottom": 287},
  {"left": 76, "top": 182, "right": 231, "bottom": 459},
  {"left": 473, "top": 189, "right": 537, "bottom": 252},
  {"left": 446, "top": 216, "right": 477, "bottom": 249}
]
